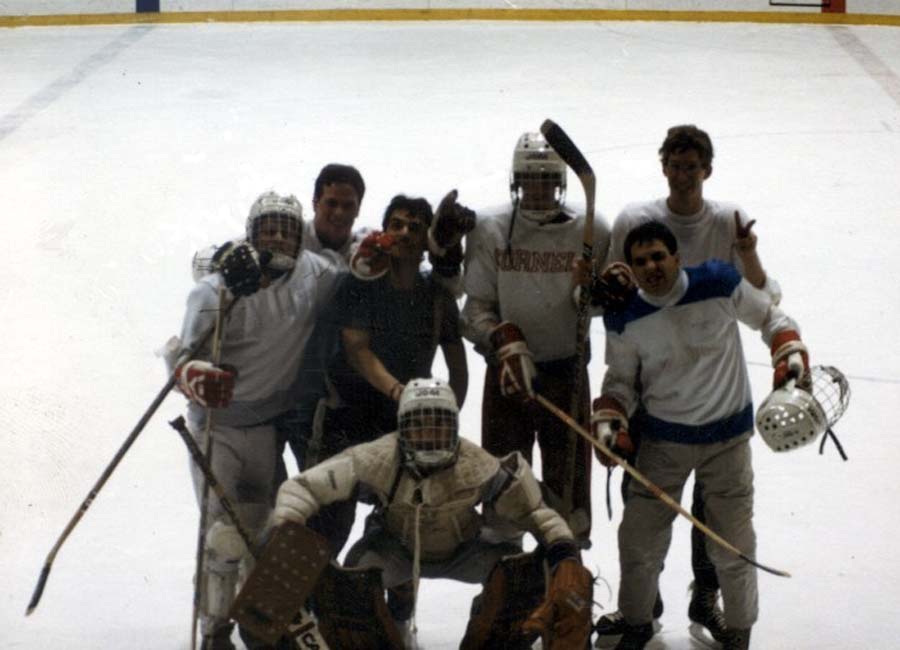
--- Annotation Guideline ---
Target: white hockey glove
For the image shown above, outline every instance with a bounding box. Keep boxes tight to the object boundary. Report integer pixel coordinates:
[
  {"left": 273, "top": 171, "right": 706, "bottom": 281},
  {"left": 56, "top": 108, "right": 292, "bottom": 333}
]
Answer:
[
  {"left": 273, "top": 478, "right": 318, "bottom": 527},
  {"left": 349, "top": 231, "right": 394, "bottom": 280},
  {"left": 490, "top": 322, "right": 537, "bottom": 400},
  {"left": 428, "top": 189, "right": 476, "bottom": 257},
  {"left": 591, "top": 396, "right": 633, "bottom": 467},
  {"left": 770, "top": 329, "right": 810, "bottom": 390},
  {"left": 175, "top": 360, "right": 235, "bottom": 408}
]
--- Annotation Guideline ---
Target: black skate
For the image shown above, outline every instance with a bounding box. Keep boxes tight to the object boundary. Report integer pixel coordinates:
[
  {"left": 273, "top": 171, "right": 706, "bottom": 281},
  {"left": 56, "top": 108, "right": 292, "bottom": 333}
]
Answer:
[
  {"left": 687, "top": 581, "right": 728, "bottom": 648},
  {"left": 593, "top": 593, "right": 662, "bottom": 648}
]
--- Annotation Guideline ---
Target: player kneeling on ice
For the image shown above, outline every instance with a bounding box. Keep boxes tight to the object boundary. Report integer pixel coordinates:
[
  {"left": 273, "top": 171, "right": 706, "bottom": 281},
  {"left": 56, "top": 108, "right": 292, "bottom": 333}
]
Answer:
[
  {"left": 594, "top": 220, "right": 811, "bottom": 650},
  {"left": 273, "top": 378, "right": 593, "bottom": 650}
]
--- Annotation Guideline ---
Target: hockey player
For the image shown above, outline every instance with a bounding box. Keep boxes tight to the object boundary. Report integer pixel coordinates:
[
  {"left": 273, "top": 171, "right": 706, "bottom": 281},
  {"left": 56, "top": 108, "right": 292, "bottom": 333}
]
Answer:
[
  {"left": 285, "top": 194, "right": 470, "bottom": 634},
  {"left": 593, "top": 221, "right": 810, "bottom": 650},
  {"left": 592, "top": 124, "right": 781, "bottom": 647},
  {"left": 461, "top": 131, "right": 611, "bottom": 544},
  {"left": 274, "top": 378, "right": 594, "bottom": 650},
  {"left": 169, "top": 191, "right": 343, "bottom": 650}
]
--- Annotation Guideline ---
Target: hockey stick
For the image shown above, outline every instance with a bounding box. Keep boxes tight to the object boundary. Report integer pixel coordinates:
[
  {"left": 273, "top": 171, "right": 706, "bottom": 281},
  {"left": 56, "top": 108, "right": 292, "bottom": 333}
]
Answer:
[
  {"left": 540, "top": 119, "right": 595, "bottom": 527},
  {"left": 169, "top": 416, "right": 331, "bottom": 650},
  {"left": 25, "top": 296, "right": 240, "bottom": 616},
  {"left": 533, "top": 393, "right": 792, "bottom": 578},
  {"left": 190, "top": 285, "right": 227, "bottom": 650}
]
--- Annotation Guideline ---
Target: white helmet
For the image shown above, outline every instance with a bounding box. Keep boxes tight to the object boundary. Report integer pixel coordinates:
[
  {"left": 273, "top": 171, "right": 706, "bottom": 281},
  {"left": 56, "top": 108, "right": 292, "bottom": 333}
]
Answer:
[
  {"left": 397, "top": 378, "right": 460, "bottom": 474},
  {"left": 510, "top": 132, "right": 567, "bottom": 223},
  {"left": 756, "top": 378, "right": 828, "bottom": 453},
  {"left": 246, "top": 191, "right": 304, "bottom": 272}
]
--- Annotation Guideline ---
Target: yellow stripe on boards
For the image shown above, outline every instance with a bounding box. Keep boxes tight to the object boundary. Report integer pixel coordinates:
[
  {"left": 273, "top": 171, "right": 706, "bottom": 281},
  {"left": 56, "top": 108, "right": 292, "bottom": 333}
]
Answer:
[{"left": 2, "top": 8, "right": 900, "bottom": 29}]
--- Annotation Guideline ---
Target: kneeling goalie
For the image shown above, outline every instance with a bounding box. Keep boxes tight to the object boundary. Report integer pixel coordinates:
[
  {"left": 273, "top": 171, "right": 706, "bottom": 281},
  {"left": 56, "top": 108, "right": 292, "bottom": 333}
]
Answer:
[{"left": 274, "top": 377, "right": 593, "bottom": 649}]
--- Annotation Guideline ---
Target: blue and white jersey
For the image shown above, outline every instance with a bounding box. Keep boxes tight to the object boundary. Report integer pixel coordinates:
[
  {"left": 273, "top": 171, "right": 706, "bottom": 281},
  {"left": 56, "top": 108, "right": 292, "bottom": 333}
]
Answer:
[{"left": 602, "top": 260, "right": 797, "bottom": 444}]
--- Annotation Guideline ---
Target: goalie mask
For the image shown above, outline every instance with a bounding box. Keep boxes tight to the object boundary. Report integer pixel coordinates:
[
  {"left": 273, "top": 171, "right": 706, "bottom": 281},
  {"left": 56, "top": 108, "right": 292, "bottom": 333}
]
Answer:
[
  {"left": 246, "top": 191, "right": 304, "bottom": 273},
  {"left": 510, "top": 132, "right": 567, "bottom": 223},
  {"left": 398, "top": 378, "right": 460, "bottom": 474},
  {"left": 756, "top": 374, "right": 829, "bottom": 453}
]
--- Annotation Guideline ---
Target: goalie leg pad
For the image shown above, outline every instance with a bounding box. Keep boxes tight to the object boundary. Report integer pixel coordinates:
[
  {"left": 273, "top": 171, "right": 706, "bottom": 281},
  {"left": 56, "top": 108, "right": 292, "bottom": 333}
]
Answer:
[
  {"left": 312, "top": 563, "right": 406, "bottom": 650},
  {"left": 459, "top": 551, "right": 546, "bottom": 650}
]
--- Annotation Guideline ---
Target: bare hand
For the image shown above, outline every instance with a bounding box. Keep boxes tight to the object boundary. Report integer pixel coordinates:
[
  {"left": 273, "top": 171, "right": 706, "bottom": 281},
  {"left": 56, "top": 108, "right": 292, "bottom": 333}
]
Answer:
[{"left": 734, "top": 211, "right": 758, "bottom": 253}]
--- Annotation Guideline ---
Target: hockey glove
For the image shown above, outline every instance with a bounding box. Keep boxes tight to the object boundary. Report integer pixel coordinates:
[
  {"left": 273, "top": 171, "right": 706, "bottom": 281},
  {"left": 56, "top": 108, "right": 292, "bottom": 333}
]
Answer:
[
  {"left": 428, "top": 189, "right": 476, "bottom": 256},
  {"left": 349, "top": 231, "right": 394, "bottom": 280},
  {"left": 175, "top": 360, "right": 235, "bottom": 408},
  {"left": 771, "top": 329, "right": 810, "bottom": 390},
  {"left": 429, "top": 241, "right": 464, "bottom": 279},
  {"left": 273, "top": 478, "right": 318, "bottom": 527},
  {"left": 215, "top": 241, "right": 265, "bottom": 297},
  {"left": 591, "top": 395, "right": 633, "bottom": 467},
  {"left": 490, "top": 322, "right": 537, "bottom": 401},
  {"left": 591, "top": 262, "right": 637, "bottom": 312},
  {"left": 521, "top": 558, "right": 592, "bottom": 650}
]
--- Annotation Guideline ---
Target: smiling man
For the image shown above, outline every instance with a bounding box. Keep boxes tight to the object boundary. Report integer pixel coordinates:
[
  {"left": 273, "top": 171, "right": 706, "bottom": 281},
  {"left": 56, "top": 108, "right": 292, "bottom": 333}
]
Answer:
[{"left": 592, "top": 220, "right": 809, "bottom": 650}]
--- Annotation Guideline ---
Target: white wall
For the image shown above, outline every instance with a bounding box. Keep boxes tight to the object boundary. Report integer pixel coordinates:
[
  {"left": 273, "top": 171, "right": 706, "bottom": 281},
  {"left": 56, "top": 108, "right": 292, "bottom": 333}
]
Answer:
[{"left": 1, "top": 0, "right": 898, "bottom": 18}]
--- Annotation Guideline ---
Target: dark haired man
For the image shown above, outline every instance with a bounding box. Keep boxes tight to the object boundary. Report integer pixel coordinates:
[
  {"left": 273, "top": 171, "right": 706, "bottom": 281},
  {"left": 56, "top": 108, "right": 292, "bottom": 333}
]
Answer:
[
  {"left": 593, "top": 220, "right": 808, "bottom": 650},
  {"left": 593, "top": 125, "right": 782, "bottom": 647}
]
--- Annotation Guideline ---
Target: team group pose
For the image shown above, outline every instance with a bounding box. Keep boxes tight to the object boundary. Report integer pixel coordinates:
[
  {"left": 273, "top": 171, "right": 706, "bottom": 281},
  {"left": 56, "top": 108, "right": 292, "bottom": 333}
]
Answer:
[{"left": 165, "top": 125, "right": 811, "bottom": 650}]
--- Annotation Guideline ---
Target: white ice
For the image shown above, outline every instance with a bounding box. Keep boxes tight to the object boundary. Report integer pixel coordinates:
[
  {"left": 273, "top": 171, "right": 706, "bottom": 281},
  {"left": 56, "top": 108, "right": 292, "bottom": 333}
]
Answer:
[{"left": 2, "top": 17, "right": 899, "bottom": 650}]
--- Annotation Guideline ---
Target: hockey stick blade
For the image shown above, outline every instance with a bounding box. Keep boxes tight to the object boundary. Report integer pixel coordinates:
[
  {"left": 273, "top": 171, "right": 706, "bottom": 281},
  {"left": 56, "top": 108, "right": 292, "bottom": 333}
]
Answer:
[{"left": 540, "top": 119, "right": 594, "bottom": 178}]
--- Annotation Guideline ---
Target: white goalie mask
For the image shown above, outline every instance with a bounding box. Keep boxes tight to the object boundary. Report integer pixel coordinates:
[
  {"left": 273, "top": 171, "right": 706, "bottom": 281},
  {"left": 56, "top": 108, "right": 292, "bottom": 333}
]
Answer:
[
  {"left": 510, "top": 132, "right": 567, "bottom": 223},
  {"left": 398, "top": 378, "right": 460, "bottom": 474},
  {"left": 246, "top": 191, "right": 304, "bottom": 272}
]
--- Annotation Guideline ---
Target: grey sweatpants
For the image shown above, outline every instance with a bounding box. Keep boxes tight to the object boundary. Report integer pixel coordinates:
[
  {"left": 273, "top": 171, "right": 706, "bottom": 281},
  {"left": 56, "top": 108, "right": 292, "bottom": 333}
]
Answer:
[{"left": 618, "top": 432, "right": 758, "bottom": 629}]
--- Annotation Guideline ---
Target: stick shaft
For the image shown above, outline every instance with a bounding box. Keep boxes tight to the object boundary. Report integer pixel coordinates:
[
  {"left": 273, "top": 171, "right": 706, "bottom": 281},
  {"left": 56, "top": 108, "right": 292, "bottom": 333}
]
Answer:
[
  {"left": 534, "top": 393, "right": 791, "bottom": 578},
  {"left": 26, "top": 296, "right": 239, "bottom": 616}
]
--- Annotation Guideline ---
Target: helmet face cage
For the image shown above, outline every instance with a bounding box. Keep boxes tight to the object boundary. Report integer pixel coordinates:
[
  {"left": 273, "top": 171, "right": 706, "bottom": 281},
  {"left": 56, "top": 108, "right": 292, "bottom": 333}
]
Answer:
[
  {"left": 510, "top": 132, "right": 567, "bottom": 222},
  {"left": 246, "top": 192, "right": 303, "bottom": 270},
  {"left": 810, "top": 365, "right": 851, "bottom": 428},
  {"left": 397, "top": 378, "right": 460, "bottom": 472}
]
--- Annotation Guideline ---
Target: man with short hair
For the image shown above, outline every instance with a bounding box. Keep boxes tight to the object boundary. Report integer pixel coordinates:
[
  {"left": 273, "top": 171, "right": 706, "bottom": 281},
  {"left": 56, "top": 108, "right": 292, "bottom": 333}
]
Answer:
[
  {"left": 593, "top": 220, "right": 809, "bottom": 650},
  {"left": 592, "top": 124, "right": 781, "bottom": 647}
]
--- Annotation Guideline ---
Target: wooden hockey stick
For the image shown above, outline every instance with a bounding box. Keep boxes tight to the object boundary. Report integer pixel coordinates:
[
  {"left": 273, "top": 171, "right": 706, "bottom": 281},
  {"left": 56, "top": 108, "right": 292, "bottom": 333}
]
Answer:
[
  {"left": 190, "top": 285, "right": 227, "bottom": 650},
  {"left": 533, "top": 393, "right": 791, "bottom": 578},
  {"left": 539, "top": 119, "right": 595, "bottom": 527},
  {"left": 25, "top": 296, "right": 240, "bottom": 616},
  {"left": 169, "top": 416, "right": 331, "bottom": 650}
]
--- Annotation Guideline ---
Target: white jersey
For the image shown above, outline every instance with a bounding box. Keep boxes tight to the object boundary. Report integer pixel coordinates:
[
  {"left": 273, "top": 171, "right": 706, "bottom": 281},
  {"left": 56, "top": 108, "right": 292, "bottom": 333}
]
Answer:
[
  {"left": 609, "top": 198, "right": 781, "bottom": 300},
  {"left": 178, "top": 249, "right": 343, "bottom": 426},
  {"left": 602, "top": 261, "right": 797, "bottom": 443},
  {"left": 462, "top": 205, "right": 610, "bottom": 363}
]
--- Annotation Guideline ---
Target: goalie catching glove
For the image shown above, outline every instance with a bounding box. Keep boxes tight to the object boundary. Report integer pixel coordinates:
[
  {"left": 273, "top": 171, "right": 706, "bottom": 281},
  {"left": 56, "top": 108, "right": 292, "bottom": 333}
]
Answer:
[
  {"left": 490, "top": 322, "right": 537, "bottom": 400},
  {"left": 591, "top": 396, "right": 633, "bottom": 466},
  {"left": 175, "top": 360, "right": 235, "bottom": 408},
  {"left": 349, "top": 231, "right": 394, "bottom": 280},
  {"left": 521, "top": 545, "right": 593, "bottom": 649},
  {"left": 770, "top": 329, "right": 810, "bottom": 390}
]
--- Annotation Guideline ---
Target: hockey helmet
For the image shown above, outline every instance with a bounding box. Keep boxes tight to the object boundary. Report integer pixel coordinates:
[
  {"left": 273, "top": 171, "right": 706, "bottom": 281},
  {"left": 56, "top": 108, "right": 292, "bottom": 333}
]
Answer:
[
  {"left": 509, "top": 132, "right": 567, "bottom": 223},
  {"left": 246, "top": 191, "right": 304, "bottom": 272},
  {"left": 756, "top": 377, "right": 828, "bottom": 452},
  {"left": 398, "top": 378, "right": 460, "bottom": 474}
]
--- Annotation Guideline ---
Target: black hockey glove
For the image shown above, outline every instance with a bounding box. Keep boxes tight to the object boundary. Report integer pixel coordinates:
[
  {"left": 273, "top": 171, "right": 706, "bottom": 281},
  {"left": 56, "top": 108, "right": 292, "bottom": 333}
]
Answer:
[
  {"left": 590, "top": 262, "right": 637, "bottom": 313},
  {"left": 215, "top": 241, "right": 268, "bottom": 297}
]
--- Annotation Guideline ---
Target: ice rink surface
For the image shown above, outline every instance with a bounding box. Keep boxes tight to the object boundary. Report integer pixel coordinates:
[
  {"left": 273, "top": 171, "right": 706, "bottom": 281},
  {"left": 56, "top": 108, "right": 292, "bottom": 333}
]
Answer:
[{"left": 2, "top": 16, "right": 899, "bottom": 650}]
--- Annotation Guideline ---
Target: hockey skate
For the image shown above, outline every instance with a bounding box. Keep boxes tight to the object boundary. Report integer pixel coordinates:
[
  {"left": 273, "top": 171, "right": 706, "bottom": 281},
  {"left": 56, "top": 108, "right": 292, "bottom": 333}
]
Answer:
[
  {"left": 720, "top": 627, "right": 751, "bottom": 650},
  {"left": 393, "top": 618, "right": 422, "bottom": 650},
  {"left": 593, "top": 593, "right": 662, "bottom": 649},
  {"left": 199, "top": 623, "right": 236, "bottom": 650},
  {"left": 687, "top": 581, "right": 727, "bottom": 648},
  {"left": 612, "top": 622, "right": 655, "bottom": 650}
]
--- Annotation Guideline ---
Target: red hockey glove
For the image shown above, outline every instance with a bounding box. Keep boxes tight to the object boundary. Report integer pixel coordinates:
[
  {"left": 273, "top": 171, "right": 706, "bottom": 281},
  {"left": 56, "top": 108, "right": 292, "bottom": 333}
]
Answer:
[
  {"left": 350, "top": 231, "right": 394, "bottom": 280},
  {"left": 428, "top": 189, "right": 476, "bottom": 256},
  {"left": 490, "top": 322, "right": 537, "bottom": 400},
  {"left": 175, "top": 360, "right": 235, "bottom": 408},
  {"left": 770, "top": 329, "right": 810, "bottom": 390},
  {"left": 591, "top": 262, "right": 637, "bottom": 313},
  {"left": 522, "top": 558, "right": 592, "bottom": 649},
  {"left": 591, "top": 396, "right": 633, "bottom": 467}
]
